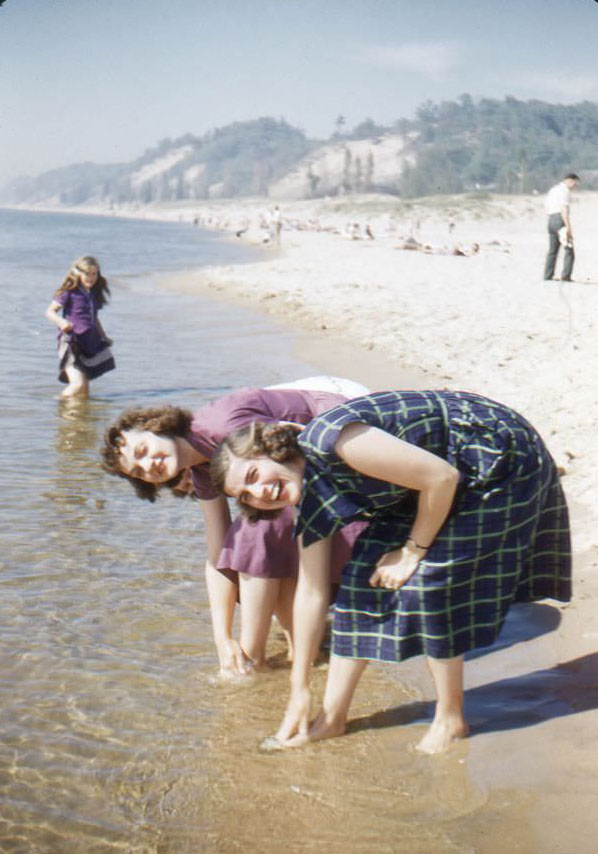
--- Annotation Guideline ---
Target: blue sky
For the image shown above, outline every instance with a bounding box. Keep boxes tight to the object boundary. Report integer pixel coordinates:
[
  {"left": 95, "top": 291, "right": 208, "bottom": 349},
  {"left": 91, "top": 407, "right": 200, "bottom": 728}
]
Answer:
[{"left": 1, "top": 0, "right": 598, "bottom": 184}]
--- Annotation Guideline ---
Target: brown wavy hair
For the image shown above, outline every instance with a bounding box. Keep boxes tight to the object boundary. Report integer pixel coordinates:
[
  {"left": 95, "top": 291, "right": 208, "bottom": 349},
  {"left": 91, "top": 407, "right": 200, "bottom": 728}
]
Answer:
[
  {"left": 101, "top": 405, "right": 193, "bottom": 501},
  {"left": 210, "top": 422, "right": 303, "bottom": 522},
  {"left": 55, "top": 256, "right": 111, "bottom": 308}
]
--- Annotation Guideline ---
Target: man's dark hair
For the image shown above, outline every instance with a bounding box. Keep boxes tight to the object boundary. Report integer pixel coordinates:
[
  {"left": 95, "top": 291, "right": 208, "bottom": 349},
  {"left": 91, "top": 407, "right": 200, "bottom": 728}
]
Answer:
[{"left": 564, "top": 173, "right": 580, "bottom": 181}]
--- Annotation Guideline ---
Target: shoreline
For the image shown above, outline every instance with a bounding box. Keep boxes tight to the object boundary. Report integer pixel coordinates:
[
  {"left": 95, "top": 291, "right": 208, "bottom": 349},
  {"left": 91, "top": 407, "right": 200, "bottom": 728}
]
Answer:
[
  {"left": 163, "top": 202, "right": 598, "bottom": 854},
  {"left": 13, "top": 194, "right": 598, "bottom": 850},
  {"left": 157, "top": 195, "right": 597, "bottom": 521},
  {"left": 12, "top": 194, "right": 597, "bottom": 544},
  {"left": 151, "top": 194, "right": 598, "bottom": 851},
  {"left": 13, "top": 194, "right": 597, "bottom": 540}
]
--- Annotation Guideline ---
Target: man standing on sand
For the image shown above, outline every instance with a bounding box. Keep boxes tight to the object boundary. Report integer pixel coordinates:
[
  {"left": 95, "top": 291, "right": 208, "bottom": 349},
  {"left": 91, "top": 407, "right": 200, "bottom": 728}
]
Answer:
[
  {"left": 269, "top": 205, "right": 283, "bottom": 245},
  {"left": 543, "top": 173, "right": 579, "bottom": 282}
]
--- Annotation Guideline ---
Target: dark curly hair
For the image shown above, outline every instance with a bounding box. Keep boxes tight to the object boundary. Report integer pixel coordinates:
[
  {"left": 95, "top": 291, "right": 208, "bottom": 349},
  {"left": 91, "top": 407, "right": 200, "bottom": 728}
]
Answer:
[
  {"left": 101, "top": 405, "right": 193, "bottom": 501},
  {"left": 210, "top": 421, "right": 303, "bottom": 522}
]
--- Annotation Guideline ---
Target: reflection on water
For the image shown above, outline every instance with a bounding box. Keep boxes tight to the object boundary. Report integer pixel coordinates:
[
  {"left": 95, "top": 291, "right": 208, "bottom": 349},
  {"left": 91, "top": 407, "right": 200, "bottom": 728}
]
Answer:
[
  {"left": 0, "top": 211, "right": 308, "bottom": 852},
  {"left": 1, "top": 394, "right": 216, "bottom": 852}
]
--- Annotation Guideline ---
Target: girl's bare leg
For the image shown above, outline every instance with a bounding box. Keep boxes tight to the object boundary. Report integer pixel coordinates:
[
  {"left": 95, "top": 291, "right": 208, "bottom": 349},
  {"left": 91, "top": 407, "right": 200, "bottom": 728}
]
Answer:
[
  {"left": 417, "top": 655, "right": 469, "bottom": 754},
  {"left": 238, "top": 575, "right": 284, "bottom": 667},
  {"left": 309, "top": 655, "right": 369, "bottom": 741},
  {"left": 61, "top": 364, "right": 89, "bottom": 397}
]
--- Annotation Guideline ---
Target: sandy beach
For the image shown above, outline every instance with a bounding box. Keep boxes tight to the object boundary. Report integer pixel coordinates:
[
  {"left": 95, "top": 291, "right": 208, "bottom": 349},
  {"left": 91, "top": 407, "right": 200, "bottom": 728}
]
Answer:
[
  {"left": 12, "top": 192, "right": 598, "bottom": 850},
  {"left": 151, "top": 191, "right": 598, "bottom": 852},
  {"left": 156, "top": 192, "right": 598, "bottom": 530}
]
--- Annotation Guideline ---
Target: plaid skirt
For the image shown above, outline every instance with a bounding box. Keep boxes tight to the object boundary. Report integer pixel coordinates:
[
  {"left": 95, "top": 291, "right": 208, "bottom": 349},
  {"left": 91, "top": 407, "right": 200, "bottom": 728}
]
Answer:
[
  {"left": 295, "top": 390, "right": 572, "bottom": 663},
  {"left": 332, "top": 447, "right": 571, "bottom": 662}
]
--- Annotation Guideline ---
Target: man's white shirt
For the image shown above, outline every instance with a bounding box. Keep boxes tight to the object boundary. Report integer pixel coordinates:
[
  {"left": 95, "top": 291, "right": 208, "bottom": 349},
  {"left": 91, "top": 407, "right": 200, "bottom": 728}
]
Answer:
[{"left": 545, "top": 181, "right": 570, "bottom": 215}]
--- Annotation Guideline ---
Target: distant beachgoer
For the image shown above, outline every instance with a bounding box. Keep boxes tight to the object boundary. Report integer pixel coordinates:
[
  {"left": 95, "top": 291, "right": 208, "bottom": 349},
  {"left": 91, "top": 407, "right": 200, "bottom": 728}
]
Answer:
[
  {"left": 396, "top": 236, "right": 422, "bottom": 251},
  {"left": 269, "top": 206, "right": 283, "bottom": 245},
  {"left": 365, "top": 224, "right": 375, "bottom": 240},
  {"left": 396, "top": 239, "right": 479, "bottom": 257},
  {"left": 101, "top": 377, "right": 369, "bottom": 679},
  {"left": 452, "top": 242, "right": 479, "bottom": 257},
  {"left": 543, "top": 173, "right": 579, "bottom": 282},
  {"left": 214, "top": 390, "right": 572, "bottom": 753},
  {"left": 45, "top": 256, "right": 115, "bottom": 398},
  {"left": 235, "top": 216, "right": 250, "bottom": 239},
  {"left": 409, "top": 218, "right": 421, "bottom": 239}
]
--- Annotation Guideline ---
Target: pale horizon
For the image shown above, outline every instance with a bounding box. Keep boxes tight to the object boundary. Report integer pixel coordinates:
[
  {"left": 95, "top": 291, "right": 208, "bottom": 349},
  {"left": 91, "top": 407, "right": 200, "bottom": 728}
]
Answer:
[{"left": 2, "top": 0, "right": 598, "bottom": 185}]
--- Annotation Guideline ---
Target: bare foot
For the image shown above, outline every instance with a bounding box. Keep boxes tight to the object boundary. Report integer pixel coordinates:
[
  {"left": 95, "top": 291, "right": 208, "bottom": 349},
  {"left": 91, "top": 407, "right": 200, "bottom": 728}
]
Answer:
[
  {"left": 308, "top": 710, "right": 346, "bottom": 743},
  {"left": 259, "top": 711, "right": 347, "bottom": 752},
  {"left": 252, "top": 661, "right": 274, "bottom": 674},
  {"left": 415, "top": 716, "right": 469, "bottom": 754},
  {"left": 259, "top": 732, "right": 312, "bottom": 752},
  {"left": 217, "top": 664, "right": 255, "bottom": 683}
]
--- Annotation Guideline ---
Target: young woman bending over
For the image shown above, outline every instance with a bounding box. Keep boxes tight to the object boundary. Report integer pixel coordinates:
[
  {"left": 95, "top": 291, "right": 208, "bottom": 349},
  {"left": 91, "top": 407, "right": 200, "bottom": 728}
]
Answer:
[{"left": 213, "top": 389, "right": 571, "bottom": 752}]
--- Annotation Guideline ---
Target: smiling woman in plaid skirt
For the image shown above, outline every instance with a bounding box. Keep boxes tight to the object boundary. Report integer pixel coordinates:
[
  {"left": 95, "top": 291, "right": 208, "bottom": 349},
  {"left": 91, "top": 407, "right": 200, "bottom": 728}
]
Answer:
[{"left": 212, "top": 390, "right": 572, "bottom": 754}]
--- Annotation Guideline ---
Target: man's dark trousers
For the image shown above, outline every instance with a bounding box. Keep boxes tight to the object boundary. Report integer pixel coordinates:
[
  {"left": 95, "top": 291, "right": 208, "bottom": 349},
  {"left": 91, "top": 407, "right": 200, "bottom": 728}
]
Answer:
[{"left": 544, "top": 213, "right": 574, "bottom": 280}]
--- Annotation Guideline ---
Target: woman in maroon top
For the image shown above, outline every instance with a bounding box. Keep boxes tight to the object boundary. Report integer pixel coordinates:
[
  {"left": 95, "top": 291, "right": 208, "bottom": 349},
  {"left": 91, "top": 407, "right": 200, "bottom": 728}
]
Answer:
[{"left": 101, "top": 379, "right": 368, "bottom": 678}]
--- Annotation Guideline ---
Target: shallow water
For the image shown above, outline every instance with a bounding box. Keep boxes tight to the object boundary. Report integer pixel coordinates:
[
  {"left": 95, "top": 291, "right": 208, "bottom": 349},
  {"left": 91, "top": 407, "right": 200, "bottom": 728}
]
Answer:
[
  {"left": 0, "top": 210, "right": 330, "bottom": 852},
  {"left": 0, "top": 210, "right": 578, "bottom": 853}
]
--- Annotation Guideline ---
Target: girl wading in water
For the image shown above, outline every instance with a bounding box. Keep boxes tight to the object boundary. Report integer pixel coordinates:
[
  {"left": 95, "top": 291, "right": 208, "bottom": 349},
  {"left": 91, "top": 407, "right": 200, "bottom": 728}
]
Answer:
[
  {"left": 212, "top": 389, "right": 572, "bottom": 753},
  {"left": 45, "top": 256, "right": 115, "bottom": 397},
  {"left": 101, "top": 378, "right": 367, "bottom": 679}
]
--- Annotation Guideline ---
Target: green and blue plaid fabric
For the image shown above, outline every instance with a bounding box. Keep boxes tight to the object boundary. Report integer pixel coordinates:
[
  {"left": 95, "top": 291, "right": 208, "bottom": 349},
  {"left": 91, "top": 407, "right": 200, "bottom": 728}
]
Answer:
[{"left": 296, "top": 391, "right": 572, "bottom": 662}]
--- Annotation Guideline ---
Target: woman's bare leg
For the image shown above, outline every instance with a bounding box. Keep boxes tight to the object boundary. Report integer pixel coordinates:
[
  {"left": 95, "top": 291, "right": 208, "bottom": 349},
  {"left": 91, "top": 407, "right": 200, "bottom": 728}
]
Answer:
[
  {"left": 309, "top": 655, "right": 369, "bottom": 741},
  {"left": 61, "top": 364, "right": 89, "bottom": 397},
  {"left": 417, "top": 655, "right": 469, "bottom": 754},
  {"left": 272, "top": 576, "right": 296, "bottom": 661},
  {"left": 238, "top": 575, "right": 283, "bottom": 667}
]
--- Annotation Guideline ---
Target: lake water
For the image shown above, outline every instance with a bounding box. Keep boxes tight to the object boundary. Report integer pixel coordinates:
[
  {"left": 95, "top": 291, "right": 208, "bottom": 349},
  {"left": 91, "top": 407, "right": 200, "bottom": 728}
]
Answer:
[
  {"left": 0, "top": 209, "right": 341, "bottom": 852},
  {"left": 0, "top": 209, "right": 551, "bottom": 854}
]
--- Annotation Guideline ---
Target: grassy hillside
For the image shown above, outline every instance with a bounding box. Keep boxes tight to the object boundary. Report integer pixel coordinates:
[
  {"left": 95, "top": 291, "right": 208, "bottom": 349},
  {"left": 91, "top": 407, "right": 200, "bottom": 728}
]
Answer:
[{"left": 4, "top": 96, "right": 598, "bottom": 205}]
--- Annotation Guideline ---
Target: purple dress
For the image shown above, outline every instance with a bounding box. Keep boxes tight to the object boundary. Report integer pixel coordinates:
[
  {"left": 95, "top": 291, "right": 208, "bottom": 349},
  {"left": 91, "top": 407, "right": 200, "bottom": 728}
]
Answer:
[
  {"left": 55, "top": 286, "right": 115, "bottom": 382},
  {"left": 187, "top": 387, "right": 366, "bottom": 580}
]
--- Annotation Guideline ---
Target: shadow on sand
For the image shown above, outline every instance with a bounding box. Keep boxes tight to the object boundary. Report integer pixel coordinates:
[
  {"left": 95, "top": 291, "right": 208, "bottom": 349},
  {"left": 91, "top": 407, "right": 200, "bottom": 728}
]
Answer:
[
  {"left": 465, "top": 600, "right": 562, "bottom": 660},
  {"left": 348, "top": 651, "right": 598, "bottom": 737},
  {"left": 346, "top": 603, "right": 598, "bottom": 738}
]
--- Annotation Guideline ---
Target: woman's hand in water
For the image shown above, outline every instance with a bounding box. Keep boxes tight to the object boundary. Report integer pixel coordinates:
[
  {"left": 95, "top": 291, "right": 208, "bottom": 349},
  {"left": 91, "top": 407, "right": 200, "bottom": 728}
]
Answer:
[
  {"left": 274, "top": 685, "right": 312, "bottom": 746},
  {"left": 218, "top": 638, "right": 253, "bottom": 680},
  {"left": 369, "top": 547, "right": 421, "bottom": 590}
]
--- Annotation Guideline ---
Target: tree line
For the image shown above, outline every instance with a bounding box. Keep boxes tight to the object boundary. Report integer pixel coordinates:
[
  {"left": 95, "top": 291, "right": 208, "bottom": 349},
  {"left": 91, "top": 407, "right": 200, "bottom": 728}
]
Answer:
[{"left": 4, "top": 96, "right": 598, "bottom": 204}]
